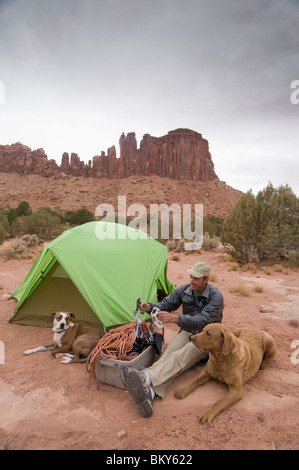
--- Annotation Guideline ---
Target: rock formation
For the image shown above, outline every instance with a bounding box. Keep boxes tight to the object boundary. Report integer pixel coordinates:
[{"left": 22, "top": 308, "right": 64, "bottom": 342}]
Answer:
[{"left": 0, "top": 129, "right": 218, "bottom": 181}]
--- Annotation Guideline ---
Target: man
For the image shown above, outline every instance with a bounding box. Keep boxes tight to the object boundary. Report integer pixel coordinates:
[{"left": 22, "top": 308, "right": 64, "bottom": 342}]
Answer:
[{"left": 120, "top": 262, "right": 224, "bottom": 418}]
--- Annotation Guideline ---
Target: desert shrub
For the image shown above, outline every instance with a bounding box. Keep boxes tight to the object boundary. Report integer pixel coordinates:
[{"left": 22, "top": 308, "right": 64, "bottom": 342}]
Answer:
[
  {"left": 10, "top": 217, "right": 24, "bottom": 237},
  {"left": 20, "top": 234, "right": 43, "bottom": 247},
  {"left": 0, "top": 238, "right": 34, "bottom": 260},
  {"left": 11, "top": 208, "right": 64, "bottom": 239},
  {"left": 16, "top": 201, "right": 32, "bottom": 217},
  {"left": 165, "top": 238, "right": 188, "bottom": 253},
  {"left": 0, "top": 224, "right": 5, "bottom": 244},
  {"left": 217, "top": 253, "right": 234, "bottom": 263},
  {"left": 229, "top": 284, "right": 251, "bottom": 296},
  {"left": 0, "top": 211, "right": 10, "bottom": 234},
  {"left": 52, "top": 207, "right": 68, "bottom": 223},
  {"left": 0, "top": 234, "right": 43, "bottom": 259},
  {"left": 165, "top": 239, "right": 177, "bottom": 251},
  {"left": 273, "top": 264, "right": 285, "bottom": 273},
  {"left": 227, "top": 262, "right": 239, "bottom": 271},
  {"left": 240, "top": 263, "right": 258, "bottom": 273},
  {"left": 202, "top": 232, "right": 220, "bottom": 250},
  {"left": 261, "top": 266, "right": 272, "bottom": 275},
  {"left": 203, "top": 215, "right": 224, "bottom": 237},
  {"left": 7, "top": 208, "right": 18, "bottom": 225},
  {"left": 4, "top": 201, "right": 32, "bottom": 227},
  {"left": 253, "top": 284, "right": 264, "bottom": 293},
  {"left": 222, "top": 190, "right": 259, "bottom": 262},
  {"left": 64, "top": 208, "right": 95, "bottom": 225},
  {"left": 63, "top": 210, "right": 75, "bottom": 223},
  {"left": 222, "top": 183, "right": 299, "bottom": 265}
]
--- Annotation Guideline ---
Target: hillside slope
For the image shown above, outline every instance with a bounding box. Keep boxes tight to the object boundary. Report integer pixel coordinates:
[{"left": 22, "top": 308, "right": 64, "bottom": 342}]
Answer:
[{"left": 0, "top": 173, "right": 242, "bottom": 218}]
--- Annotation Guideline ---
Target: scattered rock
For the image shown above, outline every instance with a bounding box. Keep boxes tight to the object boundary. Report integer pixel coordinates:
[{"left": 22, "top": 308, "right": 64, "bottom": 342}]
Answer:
[
  {"left": 259, "top": 305, "right": 275, "bottom": 313},
  {"left": 1, "top": 293, "right": 12, "bottom": 301}
]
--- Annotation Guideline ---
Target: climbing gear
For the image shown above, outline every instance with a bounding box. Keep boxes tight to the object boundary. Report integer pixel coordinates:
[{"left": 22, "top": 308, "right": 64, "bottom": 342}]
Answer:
[
  {"left": 149, "top": 307, "right": 164, "bottom": 355},
  {"left": 87, "top": 298, "right": 165, "bottom": 383},
  {"left": 134, "top": 297, "right": 148, "bottom": 339},
  {"left": 133, "top": 298, "right": 164, "bottom": 354},
  {"left": 150, "top": 307, "right": 163, "bottom": 329}
]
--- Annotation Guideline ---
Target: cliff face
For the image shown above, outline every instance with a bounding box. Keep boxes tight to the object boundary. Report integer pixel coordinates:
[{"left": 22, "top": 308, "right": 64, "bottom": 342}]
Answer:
[{"left": 0, "top": 128, "right": 218, "bottom": 181}]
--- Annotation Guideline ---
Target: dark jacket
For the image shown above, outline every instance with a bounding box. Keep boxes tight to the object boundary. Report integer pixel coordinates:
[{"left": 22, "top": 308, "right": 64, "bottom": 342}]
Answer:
[{"left": 149, "top": 283, "right": 224, "bottom": 334}]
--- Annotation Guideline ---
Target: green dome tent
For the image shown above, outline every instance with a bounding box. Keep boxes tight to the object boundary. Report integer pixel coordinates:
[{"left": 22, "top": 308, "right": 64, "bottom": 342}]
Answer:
[{"left": 9, "top": 221, "right": 175, "bottom": 334}]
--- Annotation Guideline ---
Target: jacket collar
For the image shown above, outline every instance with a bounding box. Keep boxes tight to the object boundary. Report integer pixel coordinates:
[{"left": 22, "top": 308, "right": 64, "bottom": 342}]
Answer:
[{"left": 184, "top": 283, "right": 209, "bottom": 298}]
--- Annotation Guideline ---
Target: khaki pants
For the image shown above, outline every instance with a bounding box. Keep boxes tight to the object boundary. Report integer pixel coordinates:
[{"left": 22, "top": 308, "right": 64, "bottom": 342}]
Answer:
[{"left": 146, "top": 330, "right": 207, "bottom": 399}]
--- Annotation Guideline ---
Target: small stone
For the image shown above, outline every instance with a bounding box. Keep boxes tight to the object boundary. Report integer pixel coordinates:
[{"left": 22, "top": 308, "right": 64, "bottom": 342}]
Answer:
[
  {"left": 259, "top": 305, "right": 275, "bottom": 313},
  {"left": 2, "top": 293, "right": 12, "bottom": 301}
]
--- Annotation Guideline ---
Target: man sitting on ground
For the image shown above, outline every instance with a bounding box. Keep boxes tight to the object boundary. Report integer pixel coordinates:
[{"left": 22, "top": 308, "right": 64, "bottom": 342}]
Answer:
[{"left": 120, "top": 261, "right": 224, "bottom": 418}]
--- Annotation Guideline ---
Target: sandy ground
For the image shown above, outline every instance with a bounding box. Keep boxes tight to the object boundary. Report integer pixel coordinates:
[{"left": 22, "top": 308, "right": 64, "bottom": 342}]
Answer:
[{"left": 0, "top": 248, "right": 299, "bottom": 451}]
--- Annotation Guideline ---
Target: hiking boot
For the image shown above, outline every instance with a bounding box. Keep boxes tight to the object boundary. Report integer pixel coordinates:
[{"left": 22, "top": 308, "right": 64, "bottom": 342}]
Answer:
[{"left": 126, "top": 368, "right": 153, "bottom": 418}]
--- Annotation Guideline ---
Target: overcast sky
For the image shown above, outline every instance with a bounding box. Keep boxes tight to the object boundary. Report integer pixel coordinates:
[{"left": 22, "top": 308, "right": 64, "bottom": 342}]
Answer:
[{"left": 0, "top": 0, "right": 298, "bottom": 195}]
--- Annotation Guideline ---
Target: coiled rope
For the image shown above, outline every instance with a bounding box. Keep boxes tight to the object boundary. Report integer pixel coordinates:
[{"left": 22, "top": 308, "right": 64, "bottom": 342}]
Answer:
[{"left": 86, "top": 321, "right": 149, "bottom": 379}]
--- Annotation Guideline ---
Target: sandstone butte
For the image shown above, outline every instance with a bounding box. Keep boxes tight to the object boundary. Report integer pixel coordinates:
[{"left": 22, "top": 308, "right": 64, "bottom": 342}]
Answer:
[
  {"left": 0, "top": 129, "right": 217, "bottom": 181},
  {"left": 0, "top": 128, "right": 243, "bottom": 217}
]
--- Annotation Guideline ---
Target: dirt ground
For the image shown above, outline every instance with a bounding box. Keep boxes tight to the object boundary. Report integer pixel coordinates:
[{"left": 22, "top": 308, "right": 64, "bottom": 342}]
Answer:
[{"left": 0, "top": 248, "right": 299, "bottom": 450}]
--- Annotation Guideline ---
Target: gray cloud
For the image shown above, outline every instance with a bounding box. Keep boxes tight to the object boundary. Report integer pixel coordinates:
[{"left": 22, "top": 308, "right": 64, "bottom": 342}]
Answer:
[{"left": 0, "top": 0, "right": 298, "bottom": 195}]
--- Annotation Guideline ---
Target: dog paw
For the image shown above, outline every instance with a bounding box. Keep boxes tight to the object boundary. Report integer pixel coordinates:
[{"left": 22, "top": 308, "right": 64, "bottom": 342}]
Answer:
[
  {"left": 60, "top": 354, "right": 74, "bottom": 364},
  {"left": 175, "top": 387, "right": 189, "bottom": 399},
  {"left": 198, "top": 407, "right": 215, "bottom": 425},
  {"left": 54, "top": 353, "right": 65, "bottom": 358}
]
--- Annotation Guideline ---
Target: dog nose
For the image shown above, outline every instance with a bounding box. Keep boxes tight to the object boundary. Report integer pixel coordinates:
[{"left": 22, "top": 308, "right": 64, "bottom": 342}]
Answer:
[{"left": 60, "top": 323, "right": 65, "bottom": 329}]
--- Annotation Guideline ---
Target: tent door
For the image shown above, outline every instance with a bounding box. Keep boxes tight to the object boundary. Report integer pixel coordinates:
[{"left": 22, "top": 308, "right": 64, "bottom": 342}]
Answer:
[{"left": 10, "top": 261, "right": 104, "bottom": 334}]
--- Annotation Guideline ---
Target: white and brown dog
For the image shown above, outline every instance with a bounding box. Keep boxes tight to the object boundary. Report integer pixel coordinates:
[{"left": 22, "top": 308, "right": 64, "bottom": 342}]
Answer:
[{"left": 24, "top": 312, "right": 101, "bottom": 363}]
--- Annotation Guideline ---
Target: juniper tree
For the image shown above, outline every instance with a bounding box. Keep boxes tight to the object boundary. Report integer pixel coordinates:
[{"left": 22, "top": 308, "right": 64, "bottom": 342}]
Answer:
[{"left": 221, "top": 183, "right": 299, "bottom": 264}]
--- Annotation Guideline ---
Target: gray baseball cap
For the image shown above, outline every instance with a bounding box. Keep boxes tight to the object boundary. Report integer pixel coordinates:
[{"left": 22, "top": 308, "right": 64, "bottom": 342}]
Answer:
[{"left": 186, "top": 262, "right": 211, "bottom": 278}]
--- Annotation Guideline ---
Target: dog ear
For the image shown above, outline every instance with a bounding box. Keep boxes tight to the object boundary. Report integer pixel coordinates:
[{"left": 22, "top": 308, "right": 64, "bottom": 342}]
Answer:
[
  {"left": 69, "top": 313, "right": 76, "bottom": 320},
  {"left": 50, "top": 312, "right": 57, "bottom": 319},
  {"left": 222, "top": 329, "right": 236, "bottom": 355}
]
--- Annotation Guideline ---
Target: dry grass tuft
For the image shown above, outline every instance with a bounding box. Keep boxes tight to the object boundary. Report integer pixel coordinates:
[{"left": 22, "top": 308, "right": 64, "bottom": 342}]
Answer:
[
  {"left": 229, "top": 284, "right": 251, "bottom": 297},
  {"left": 253, "top": 284, "right": 264, "bottom": 293}
]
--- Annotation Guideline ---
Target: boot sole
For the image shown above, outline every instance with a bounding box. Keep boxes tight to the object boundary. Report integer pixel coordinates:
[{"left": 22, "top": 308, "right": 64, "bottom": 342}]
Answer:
[{"left": 126, "top": 370, "right": 153, "bottom": 418}]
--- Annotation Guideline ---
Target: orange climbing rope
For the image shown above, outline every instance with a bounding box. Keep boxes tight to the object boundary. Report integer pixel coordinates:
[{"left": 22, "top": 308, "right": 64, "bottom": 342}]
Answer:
[{"left": 86, "top": 322, "right": 149, "bottom": 379}]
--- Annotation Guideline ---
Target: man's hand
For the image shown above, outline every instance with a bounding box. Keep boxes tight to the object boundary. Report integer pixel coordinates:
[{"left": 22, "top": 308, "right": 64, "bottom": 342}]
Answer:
[
  {"left": 139, "top": 301, "right": 151, "bottom": 312},
  {"left": 139, "top": 302, "right": 179, "bottom": 325},
  {"left": 157, "top": 311, "right": 179, "bottom": 325}
]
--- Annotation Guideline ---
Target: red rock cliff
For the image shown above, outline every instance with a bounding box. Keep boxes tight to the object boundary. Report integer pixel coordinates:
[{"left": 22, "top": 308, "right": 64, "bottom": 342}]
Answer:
[{"left": 0, "top": 129, "right": 218, "bottom": 181}]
